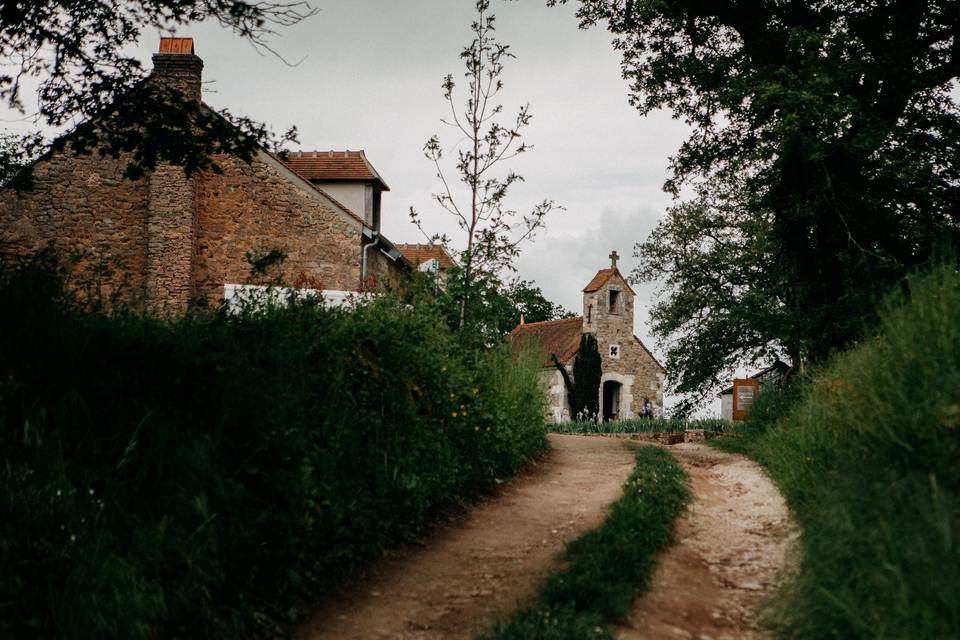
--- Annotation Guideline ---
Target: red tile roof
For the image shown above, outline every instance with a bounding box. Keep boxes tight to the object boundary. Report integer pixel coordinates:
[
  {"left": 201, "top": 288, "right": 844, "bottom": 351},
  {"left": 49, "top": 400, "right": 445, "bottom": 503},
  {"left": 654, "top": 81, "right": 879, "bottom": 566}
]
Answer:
[
  {"left": 582, "top": 267, "right": 636, "bottom": 295},
  {"left": 508, "top": 316, "right": 584, "bottom": 367},
  {"left": 395, "top": 244, "right": 456, "bottom": 269},
  {"left": 281, "top": 150, "right": 390, "bottom": 190}
]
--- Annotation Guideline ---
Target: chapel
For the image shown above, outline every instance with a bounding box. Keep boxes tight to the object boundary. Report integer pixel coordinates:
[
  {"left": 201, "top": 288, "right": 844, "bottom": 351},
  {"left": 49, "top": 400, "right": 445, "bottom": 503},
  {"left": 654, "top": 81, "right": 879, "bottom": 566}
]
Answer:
[{"left": 508, "top": 252, "right": 666, "bottom": 422}]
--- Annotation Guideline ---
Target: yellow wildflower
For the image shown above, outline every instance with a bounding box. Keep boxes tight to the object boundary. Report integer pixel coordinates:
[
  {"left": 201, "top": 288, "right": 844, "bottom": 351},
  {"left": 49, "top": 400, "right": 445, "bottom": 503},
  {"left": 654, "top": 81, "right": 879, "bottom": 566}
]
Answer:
[{"left": 452, "top": 411, "right": 458, "bottom": 418}]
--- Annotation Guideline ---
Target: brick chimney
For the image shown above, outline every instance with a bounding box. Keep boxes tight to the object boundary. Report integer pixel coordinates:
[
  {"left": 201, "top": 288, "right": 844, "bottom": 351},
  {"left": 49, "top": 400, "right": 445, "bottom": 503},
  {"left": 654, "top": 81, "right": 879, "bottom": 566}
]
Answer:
[
  {"left": 144, "top": 37, "right": 202, "bottom": 314},
  {"left": 151, "top": 37, "right": 203, "bottom": 101}
]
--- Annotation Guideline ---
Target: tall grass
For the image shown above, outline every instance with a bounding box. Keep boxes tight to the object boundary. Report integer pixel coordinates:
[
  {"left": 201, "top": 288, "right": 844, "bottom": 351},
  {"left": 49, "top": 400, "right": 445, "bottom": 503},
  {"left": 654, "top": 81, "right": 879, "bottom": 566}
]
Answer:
[
  {"left": 714, "top": 263, "right": 960, "bottom": 639},
  {"left": 0, "top": 262, "right": 548, "bottom": 639},
  {"left": 550, "top": 417, "right": 726, "bottom": 434},
  {"left": 477, "top": 446, "right": 689, "bottom": 640}
]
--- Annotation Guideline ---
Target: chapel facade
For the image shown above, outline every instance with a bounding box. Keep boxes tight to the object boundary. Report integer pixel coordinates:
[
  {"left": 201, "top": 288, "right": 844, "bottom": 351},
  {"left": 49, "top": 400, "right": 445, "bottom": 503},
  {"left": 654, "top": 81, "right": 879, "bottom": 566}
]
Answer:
[{"left": 508, "top": 252, "right": 666, "bottom": 422}]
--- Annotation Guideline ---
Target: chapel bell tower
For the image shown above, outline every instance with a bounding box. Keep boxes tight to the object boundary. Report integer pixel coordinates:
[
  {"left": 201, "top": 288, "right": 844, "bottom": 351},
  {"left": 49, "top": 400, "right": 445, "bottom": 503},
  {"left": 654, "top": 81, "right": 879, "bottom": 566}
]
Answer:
[{"left": 582, "top": 250, "right": 635, "bottom": 337}]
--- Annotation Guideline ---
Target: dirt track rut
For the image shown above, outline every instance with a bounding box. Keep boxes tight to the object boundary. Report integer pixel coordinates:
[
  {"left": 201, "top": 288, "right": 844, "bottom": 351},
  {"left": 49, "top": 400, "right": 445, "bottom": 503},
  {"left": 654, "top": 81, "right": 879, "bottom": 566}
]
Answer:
[
  {"left": 617, "top": 442, "right": 798, "bottom": 640},
  {"left": 297, "top": 434, "right": 635, "bottom": 640}
]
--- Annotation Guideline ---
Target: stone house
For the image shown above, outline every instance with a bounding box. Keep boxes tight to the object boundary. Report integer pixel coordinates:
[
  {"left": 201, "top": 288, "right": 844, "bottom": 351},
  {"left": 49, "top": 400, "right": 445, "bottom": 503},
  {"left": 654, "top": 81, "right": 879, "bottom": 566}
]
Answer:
[
  {"left": 0, "top": 38, "right": 409, "bottom": 313},
  {"left": 508, "top": 252, "right": 666, "bottom": 423}
]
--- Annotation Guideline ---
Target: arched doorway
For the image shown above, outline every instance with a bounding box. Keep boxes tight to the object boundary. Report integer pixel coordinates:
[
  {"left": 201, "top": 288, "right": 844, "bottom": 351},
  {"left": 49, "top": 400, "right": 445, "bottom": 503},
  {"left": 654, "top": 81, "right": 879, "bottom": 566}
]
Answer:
[{"left": 602, "top": 380, "right": 622, "bottom": 422}]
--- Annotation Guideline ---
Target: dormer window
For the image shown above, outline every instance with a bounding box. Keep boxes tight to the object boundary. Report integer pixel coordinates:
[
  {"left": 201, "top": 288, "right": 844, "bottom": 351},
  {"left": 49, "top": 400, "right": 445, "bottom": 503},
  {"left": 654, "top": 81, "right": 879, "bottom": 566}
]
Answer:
[{"left": 608, "top": 289, "right": 621, "bottom": 314}]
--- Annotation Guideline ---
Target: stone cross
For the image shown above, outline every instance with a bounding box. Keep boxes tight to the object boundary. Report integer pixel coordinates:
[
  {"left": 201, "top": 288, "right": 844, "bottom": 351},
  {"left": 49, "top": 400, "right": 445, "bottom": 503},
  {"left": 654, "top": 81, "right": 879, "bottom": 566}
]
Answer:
[{"left": 609, "top": 250, "right": 619, "bottom": 269}]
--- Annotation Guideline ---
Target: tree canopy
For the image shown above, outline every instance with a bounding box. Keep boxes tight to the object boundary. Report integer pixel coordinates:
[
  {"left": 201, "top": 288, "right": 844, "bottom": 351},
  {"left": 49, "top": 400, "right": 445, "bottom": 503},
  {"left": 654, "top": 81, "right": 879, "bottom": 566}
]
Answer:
[
  {"left": 0, "top": 0, "right": 314, "bottom": 183},
  {"left": 557, "top": 0, "right": 960, "bottom": 411}
]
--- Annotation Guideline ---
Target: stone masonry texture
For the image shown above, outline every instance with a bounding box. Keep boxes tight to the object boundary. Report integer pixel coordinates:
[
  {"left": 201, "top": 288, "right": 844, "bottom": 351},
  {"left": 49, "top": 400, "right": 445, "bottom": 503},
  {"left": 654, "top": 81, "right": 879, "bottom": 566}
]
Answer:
[
  {"left": 581, "top": 270, "right": 665, "bottom": 417},
  {"left": 0, "top": 146, "right": 404, "bottom": 309}
]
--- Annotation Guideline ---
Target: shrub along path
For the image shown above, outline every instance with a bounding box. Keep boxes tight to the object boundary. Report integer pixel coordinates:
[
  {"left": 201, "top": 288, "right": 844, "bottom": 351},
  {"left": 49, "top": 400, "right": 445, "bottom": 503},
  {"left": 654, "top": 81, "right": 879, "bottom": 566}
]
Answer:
[
  {"left": 617, "top": 442, "right": 798, "bottom": 640},
  {"left": 297, "top": 434, "right": 636, "bottom": 640}
]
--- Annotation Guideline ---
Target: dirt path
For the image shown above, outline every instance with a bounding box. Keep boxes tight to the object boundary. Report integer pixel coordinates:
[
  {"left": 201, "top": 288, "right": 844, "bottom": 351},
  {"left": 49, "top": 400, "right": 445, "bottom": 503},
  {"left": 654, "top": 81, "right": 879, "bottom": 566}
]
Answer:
[
  {"left": 297, "top": 434, "right": 636, "bottom": 640},
  {"left": 617, "top": 442, "right": 798, "bottom": 640}
]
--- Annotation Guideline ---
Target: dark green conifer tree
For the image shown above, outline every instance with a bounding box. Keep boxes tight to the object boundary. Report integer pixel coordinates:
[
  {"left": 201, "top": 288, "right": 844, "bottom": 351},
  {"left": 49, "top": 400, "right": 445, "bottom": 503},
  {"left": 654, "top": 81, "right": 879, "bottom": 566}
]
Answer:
[{"left": 570, "top": 333, "right": 601, "bottom": 420}]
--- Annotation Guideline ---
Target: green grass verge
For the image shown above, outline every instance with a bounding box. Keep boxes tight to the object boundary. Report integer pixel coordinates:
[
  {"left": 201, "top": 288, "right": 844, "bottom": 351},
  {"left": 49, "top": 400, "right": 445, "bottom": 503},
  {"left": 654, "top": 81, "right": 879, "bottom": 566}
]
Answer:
[
  {"left": 477, "top": 445, "right": 689, "bottom": 639},
  {"left": 549, "top": 417, "right": 726, "bottom": 434},
  {"left": 711, "top": 263, "right": 960, "bottom": 639}
]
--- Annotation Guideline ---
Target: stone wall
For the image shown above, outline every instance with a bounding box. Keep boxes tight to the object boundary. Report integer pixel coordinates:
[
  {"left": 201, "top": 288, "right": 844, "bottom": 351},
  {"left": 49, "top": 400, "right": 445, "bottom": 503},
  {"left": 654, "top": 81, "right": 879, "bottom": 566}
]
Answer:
[
  {"left": 541, "top": 366, "right": 572, "bottom": 423},
  {"left": 0, "top": 149, "right": 150, "bottom": 307},
  {"left": 145, "top": 164, "right": 198, "bottom": 314},
  {"left": 582, "top": 271, "right": 665, "bottom": 417},
  {"left": 193, "top": 151, "right": 365, "bottom": 304},
  {"left": 366, "top": 248, "right": 404, "bottom": 290}
]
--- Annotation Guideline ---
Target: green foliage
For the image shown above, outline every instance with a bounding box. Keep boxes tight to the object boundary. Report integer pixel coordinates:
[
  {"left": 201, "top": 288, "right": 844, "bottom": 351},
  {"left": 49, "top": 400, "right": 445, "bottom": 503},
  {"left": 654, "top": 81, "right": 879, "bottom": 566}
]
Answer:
[
  {"left": 570, "top": 334, "right": 601, "bottom": 420},
  {"left": 1, "top": 1, "right": 311, "bottom": 182},
  {"left": 559, "top": 0, "right": 960, "bottom": 408},
  {"left": 550, "top": 418, "right": 726, "bottom": 435},
  {"left": 477, "top": 445, "right": 689, "bottom": 639},
  {"left": 0, "top": 260, "right": 548, "bottom": 639},
  {"left": 403, "top": 268, "right": 569, "bottom": 349},
  {"left": 713, "top": 263, "right": 960, "bottom": 639}
]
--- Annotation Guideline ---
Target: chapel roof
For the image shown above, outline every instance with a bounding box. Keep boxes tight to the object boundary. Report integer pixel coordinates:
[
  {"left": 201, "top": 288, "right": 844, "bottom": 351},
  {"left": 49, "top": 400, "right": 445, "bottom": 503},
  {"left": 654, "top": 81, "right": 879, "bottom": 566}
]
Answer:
[
  {"left": 281, "top": 150, "right": 390, "bottom": 191},
  {"left": 582, "top": 267, "right": 636, "bottom": 295},
  {"left": 507, "top": 316, "right": 584, "bottom": 367},
  {"left": 395, "top": 243, "right": 457, "bottom": 269}
]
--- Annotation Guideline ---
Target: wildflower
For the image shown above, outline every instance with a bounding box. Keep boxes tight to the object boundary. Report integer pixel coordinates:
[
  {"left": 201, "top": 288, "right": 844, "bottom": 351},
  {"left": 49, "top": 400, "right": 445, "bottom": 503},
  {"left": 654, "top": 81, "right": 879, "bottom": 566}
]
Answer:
[
  {"left": 472, "top": 387, "right": 479, "bottom": 395},
  {"left": 441, "top": 366, "right": 447, "bottom": 372},
  {"left": 474, "top": 426, "right": 480, "bottom": 432},
  {"left": 449, "top": 392, "right": 455, "bottom": 399},
  {"left": 485, "top": 426, "right": 491, "bottom": 432},
  {"left": 70, "top": 534, "right": 76, "bottom": 542},
  {"left": 88, "top": 488, "right": 94, "bottom": 496},
  {"left": 452, "top": 411, "right": 458, "bottom": 417},
  {"left": 460, "top": 404, "right": 465, "bottom": 410},
  {"left": 55, "top": 489, "right": 62, "bottom": 497}
]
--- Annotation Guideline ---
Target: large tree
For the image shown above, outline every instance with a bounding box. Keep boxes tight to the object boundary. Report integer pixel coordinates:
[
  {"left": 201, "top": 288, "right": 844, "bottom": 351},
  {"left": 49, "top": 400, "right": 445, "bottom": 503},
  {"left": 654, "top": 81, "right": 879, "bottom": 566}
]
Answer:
[
  {"left": 0, "top": 0, "right": 314, "bottom": 183},
  {"left": 411, "top": 0, "right": 560, "bottom": 333},
  {"left": 556, "top": 0, "right": 960, "bottom": 410}
]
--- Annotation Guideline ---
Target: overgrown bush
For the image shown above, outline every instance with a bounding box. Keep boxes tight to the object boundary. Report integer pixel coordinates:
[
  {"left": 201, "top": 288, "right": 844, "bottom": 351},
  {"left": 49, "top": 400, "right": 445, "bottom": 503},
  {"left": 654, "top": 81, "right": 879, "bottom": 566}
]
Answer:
[
  {"left": 715, "top": 263, "right": 960, "bottom": 639},
  {"left": 0, "top": 261, "right": 548, "bottom": 639}
]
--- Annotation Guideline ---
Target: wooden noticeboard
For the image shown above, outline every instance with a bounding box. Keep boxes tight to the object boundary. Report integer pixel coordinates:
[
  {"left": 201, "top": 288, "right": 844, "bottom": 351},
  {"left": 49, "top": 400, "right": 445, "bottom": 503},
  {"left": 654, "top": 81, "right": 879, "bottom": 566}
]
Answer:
[{"left": 732, "top": 378, "right": 761, "bottom": 421}]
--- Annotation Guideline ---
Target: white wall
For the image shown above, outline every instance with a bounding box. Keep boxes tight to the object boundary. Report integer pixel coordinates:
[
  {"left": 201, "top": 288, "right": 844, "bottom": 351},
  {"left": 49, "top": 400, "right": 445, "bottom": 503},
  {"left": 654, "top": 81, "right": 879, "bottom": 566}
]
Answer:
[
  {"left": 314, "top": 182, "right": 368, "bottom": 222},
  {"left": 720, "top": 393, "right": 733, "bottom": 421}
]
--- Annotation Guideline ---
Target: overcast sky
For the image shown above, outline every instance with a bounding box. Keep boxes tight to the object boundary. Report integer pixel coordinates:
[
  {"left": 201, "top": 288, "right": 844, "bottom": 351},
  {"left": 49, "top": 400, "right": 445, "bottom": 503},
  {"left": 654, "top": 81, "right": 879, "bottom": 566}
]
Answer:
[
  {"left": 150, "top": 0, "right": 690, "bottom": 349},
  {"left": 6, "top": 0, "right": 700, "bottom": 404}
]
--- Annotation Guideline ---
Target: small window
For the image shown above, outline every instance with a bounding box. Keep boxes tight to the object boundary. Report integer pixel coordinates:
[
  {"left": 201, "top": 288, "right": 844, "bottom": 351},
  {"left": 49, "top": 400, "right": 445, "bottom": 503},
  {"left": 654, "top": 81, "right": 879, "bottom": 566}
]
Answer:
[
  {"left": 608, "top": 289, "right": 620, "bottom": 314},
  {"left": 587, "top": 304, "right": 592, "bottom": 324},
  {"left": 609, "top": 344, "right": 620, "bottom": 358}
]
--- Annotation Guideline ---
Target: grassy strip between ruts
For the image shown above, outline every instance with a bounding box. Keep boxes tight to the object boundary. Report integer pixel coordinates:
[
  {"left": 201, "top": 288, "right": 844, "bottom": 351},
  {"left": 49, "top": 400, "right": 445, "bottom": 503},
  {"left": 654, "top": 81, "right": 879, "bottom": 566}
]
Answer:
[
  {"left": 549, "top": 418, "right": 726, "bottom": 435},
  {"left": 477, "top": 445, "right": 689, "bottom": 640}
]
